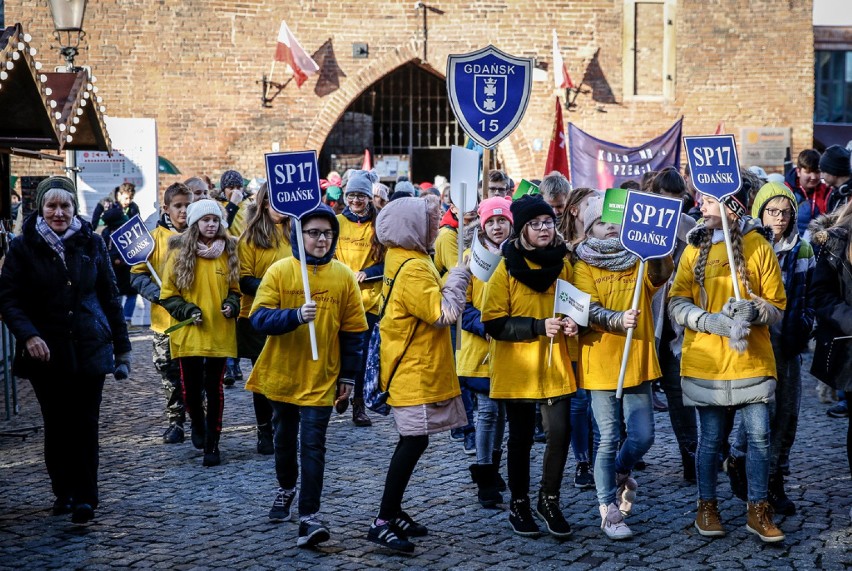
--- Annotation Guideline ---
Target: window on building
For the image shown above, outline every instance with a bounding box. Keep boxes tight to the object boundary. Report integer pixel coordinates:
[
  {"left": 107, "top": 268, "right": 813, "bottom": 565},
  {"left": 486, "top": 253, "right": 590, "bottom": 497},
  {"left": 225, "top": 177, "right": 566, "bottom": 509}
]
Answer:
[
  {"left": 622, "top": 0, "right": 676, "bottom": 101},
  {"left": 815, "top": 50, "right": 852, "bottom": 123}
]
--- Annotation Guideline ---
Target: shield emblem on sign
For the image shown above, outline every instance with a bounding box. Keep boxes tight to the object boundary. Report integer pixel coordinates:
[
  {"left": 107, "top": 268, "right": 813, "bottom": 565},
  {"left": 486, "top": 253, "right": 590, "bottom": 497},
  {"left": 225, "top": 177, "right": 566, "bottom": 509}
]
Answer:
[
  {"left": 447, "top": 45, "right": 533, "bottom": 148},
  {"left": 473, "top": 75, "right": 507, "bottom": 115}
]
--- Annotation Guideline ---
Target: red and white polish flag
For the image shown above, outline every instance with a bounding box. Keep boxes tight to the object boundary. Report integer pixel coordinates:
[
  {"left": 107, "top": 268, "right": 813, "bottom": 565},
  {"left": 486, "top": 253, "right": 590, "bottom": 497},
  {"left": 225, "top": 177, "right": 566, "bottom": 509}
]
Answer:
[
  {"left": 552, "top": 30, "right": 575, "bottom": 90},
  {"left": 275, "top": 20, "right": 319, "bottom": 88}
]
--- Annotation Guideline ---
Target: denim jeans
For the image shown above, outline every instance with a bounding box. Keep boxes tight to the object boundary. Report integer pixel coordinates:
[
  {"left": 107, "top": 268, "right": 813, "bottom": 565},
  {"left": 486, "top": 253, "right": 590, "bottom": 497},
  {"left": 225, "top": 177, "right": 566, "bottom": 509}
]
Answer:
[
  {"left": 590, "top": 383, "right": 655, "bottom": 506},
  {"left": 697, "top": 403, "right": 769, "bottom": 502},
  {"left": 270, "top": 402, "right": 332, "bottom": 517},
  {"left": 732, "top": 354, "right": 801, "bottom": 476},
  {"left": 570, "top": 388, "right": 592, "bottom": 463},
  {"left": 122, "top": 294, "right": 138, "bottom": 322},
  {"left": 475, "top": 393, "right": 505, "bottom": 465},
  {"left": 354, "top": 312, "right": 380, "bottom": 400}
]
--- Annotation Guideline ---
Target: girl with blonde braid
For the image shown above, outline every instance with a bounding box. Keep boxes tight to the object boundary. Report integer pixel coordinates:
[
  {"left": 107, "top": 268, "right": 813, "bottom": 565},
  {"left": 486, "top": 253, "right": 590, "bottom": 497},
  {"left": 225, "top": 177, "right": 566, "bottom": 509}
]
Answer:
[{"left": 668, "top": 184, "right": 787, "bottom": 542}]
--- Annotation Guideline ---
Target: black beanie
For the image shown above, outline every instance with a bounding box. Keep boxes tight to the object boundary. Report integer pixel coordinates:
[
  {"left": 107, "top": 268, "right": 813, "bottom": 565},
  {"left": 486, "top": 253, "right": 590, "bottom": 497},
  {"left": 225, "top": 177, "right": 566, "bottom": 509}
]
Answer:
[
  {"left": 721, "top": 174, "right": 755, "bottom": 219},
  {"left": 818, "top": 145, "right": 851, "bottom": 178},
  {"left": 510, "top": 194, "right": 555, "bottom": 236}
]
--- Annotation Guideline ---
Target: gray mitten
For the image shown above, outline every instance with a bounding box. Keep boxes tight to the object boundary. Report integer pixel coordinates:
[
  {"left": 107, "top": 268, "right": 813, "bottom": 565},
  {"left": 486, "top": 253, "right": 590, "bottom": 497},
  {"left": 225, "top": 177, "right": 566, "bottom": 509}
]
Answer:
[
  {"left": 722, "top": 297, "right": 757, "bottom": 322},
  {"left": 114, "top": 352, "right": 132, "bottom": 380},
  {"left": 697, "top": 312, "right": 734, "bottom": 337}
]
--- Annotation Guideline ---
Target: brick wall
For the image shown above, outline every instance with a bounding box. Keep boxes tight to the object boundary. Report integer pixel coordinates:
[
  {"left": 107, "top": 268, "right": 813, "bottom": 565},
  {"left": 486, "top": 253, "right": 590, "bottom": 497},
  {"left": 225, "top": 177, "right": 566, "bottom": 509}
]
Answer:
[{"left": 6, "top": 0, "right": 814, "bottom": 188}]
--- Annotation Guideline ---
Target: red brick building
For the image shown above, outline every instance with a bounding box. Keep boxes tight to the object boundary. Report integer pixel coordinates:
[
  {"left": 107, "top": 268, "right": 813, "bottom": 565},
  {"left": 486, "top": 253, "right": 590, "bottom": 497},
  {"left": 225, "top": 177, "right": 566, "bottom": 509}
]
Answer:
[{"left": 6, "top": 0, "right": 815, "bottom": 186}]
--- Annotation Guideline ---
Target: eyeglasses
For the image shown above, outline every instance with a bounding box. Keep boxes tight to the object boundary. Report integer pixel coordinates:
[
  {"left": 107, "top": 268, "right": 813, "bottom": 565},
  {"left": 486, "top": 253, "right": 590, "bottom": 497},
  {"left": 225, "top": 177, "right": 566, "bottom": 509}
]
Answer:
[
  {"left": 303, "top": 229, "right": 336, "bottom": 240},
  {"left": 527, "top": 219, "right": 555, "bottom": 231},
  {"left": 347, "top": 193, "right": 369, "bottom": 200},
  {"left": 489, "top": 186, "right": 509, "bottom": 195},
  {"left": 764, "top": 208, "right": 793, "bottom": 219}
]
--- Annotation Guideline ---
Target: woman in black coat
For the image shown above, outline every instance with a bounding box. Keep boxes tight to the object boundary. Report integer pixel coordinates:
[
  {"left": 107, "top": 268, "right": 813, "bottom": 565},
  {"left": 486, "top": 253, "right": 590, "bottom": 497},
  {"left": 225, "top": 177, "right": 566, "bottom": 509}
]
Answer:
[{"left": 0, "top": 176, "right": 131, "bottom": 524}]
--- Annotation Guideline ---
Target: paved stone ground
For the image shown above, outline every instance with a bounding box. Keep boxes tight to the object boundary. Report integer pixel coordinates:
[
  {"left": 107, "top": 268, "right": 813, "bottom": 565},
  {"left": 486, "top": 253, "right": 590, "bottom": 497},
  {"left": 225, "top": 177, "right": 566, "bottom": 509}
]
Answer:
[{"left": 0, "top": 329, "right": 849, "bottom": 570}]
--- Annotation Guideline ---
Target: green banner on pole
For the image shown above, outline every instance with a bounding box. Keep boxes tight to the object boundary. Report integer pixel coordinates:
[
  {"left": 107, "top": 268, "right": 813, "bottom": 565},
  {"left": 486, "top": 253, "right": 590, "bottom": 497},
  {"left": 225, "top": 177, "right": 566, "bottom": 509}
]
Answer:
[{"left": 601, "top": 188, "right": 627, "bottom": 224}]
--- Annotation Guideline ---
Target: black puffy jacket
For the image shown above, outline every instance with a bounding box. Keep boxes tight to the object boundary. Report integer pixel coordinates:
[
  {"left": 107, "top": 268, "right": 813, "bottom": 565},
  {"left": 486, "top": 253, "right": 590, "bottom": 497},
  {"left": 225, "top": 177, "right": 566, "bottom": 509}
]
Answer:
[{"left": 0, "top": 213, "right": 131, "bottom": 379}]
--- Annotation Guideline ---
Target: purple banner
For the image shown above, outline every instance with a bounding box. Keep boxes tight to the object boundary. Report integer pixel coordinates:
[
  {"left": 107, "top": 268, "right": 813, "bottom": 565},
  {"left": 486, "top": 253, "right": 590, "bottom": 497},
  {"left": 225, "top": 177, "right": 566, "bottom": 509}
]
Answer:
[{"left": 568, "top": 118, "right": 683, "bottom": 190}]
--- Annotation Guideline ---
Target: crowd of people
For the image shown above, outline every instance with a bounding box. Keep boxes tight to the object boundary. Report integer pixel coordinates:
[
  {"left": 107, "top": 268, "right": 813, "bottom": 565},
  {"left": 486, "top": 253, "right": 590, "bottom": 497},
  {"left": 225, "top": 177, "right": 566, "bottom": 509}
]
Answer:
[{"left": 0, "top": 143, "right": 850, "bottom": 552}]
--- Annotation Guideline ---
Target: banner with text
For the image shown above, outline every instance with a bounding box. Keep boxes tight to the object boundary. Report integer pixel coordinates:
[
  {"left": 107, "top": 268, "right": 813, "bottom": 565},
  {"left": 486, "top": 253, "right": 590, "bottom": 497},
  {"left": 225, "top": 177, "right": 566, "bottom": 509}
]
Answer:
[{"left": 568, "top": 118, "right": 683, "bottom": 190}]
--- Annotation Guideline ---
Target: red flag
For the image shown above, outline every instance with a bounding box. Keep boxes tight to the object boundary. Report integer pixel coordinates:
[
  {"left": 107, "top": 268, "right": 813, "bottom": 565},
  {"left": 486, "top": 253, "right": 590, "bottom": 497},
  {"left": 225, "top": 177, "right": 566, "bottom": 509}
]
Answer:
[
  {"left": 544, "top": 97, "right": 570, "bottom": 179},
  {"left": 274, "top": 21, "right": 319, "bottom": 88},
  {"left": 714, "top": 121, "right": 725, "bottom": 135},
  {"left": 553, "top": 30, "right": 575, "bottom": 89},
  {"left": 362, "top": 149, "right": 372, "bottom": 170}
]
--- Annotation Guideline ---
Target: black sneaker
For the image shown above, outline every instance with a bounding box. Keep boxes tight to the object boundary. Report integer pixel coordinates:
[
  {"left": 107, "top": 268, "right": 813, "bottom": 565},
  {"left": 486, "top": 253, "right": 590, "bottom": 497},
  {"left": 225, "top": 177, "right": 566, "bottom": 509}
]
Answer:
[
  {"left": 190, "top": 421, "right": 206, "bottom": 450},
  {"left": 509, "top": 497, "right": 541, "bottom": 537},
  {"left": 202, "top": 447, "right": 221, "bottom": 467},
  {"left": 297, "top": 516, "right": 330, "bottom": 548},
  {"left": 450, "top": 428, "right": 465, "bottom": 441},
  {"left": 367, "top": 521, "right": 415, "bottom": 553},
  {"left": 223, "top": 364, "right": 236, "bottom": 387},
  {"left": 71, "top": 503, "right": 94, "bottom": 524},
  {"left": 391, "top": 511, "right": 428, "bottom": 537},
  {"left": 162, "top": 423, "right": 185, "bottom": 444},
  {"left": 269, "top": 488, "right": 296, "bottom": 521},
  {"left": 52, "top": 496, "right": 73, "bottom": 515},
  {"left": 827, "top": 401, "right": 849, "bottom": 418},
  {"left": 535, "top": 493, "right": 573, "bottom": 538},
  {"left": 463, "top": 431, "right": 476, "bottom": 455},
  {"left": 574, "top": 462, "right": 594, "bottom": 489}
]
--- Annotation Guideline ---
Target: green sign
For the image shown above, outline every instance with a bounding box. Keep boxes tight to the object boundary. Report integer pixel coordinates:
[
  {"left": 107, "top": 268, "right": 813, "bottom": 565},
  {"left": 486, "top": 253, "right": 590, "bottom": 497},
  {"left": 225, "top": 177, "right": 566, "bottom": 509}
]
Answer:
[
  {"left": 601, "top": 188, "right": 627, "bottom": 224},
  {"left": 512, "top": 179, "right": 540, "bottom": 200}
]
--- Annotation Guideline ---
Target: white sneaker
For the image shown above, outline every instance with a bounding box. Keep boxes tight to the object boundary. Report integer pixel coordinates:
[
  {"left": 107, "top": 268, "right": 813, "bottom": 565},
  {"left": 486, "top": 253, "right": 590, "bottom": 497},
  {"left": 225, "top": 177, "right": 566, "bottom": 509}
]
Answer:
[
  {"left": 616, "top": 472, "right": 638, "bottom": 516},
  {"left": 599, "top": 503, "right": 633, "bottom": 540}
]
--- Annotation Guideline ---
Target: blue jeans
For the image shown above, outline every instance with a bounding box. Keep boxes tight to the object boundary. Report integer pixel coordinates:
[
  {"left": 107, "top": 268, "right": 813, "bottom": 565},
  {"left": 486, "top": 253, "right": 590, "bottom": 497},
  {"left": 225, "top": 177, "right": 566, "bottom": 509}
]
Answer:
[
  {"left": 590, "top": 383, "right": 655, "bottom": 506},
  {"left": 122, "top": 294, "right": 138, "bottom": 322},
  {"left": 475, "top": 393, "right": 505, "bottom": 465},
  {"left": 355, "top": 312, "right": 380, "bottom": 399},
  {"left": 697, "top": 403, "right": 769, "bottom": 502},
  {"left": 570, "top": 388, "right": 592, "bottom": 463},
  {"left": 270, "top": 402, "right": 332, "bottom": 517}
]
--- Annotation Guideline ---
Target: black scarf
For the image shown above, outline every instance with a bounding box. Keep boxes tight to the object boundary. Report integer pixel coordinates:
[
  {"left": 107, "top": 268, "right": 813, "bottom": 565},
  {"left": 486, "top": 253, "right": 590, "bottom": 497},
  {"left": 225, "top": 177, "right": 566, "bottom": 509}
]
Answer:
[{"left": 502, "top": 239, "right": 568, "bottom": 292}]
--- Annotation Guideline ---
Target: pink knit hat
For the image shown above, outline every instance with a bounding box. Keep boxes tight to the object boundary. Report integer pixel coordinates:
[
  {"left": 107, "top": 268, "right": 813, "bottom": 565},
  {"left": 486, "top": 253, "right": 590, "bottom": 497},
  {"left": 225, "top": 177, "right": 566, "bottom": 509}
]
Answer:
[{"left": 478, "top": 196, "right": 513, "bottom": 229}]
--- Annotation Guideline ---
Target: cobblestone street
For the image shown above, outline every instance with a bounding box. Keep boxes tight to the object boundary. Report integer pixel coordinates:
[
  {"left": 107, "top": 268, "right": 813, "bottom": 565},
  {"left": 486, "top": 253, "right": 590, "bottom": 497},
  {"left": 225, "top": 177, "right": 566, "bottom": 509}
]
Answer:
[{"left": 0, "top": 329, "right": 849, "bottom": 570}]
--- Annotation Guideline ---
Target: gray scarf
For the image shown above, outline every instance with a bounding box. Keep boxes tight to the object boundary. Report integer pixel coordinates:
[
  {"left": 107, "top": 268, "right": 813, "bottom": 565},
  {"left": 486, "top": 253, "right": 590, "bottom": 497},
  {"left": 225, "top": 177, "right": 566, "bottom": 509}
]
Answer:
[{"left": 574, "top": 237, "right": 638, "bottom": 271}]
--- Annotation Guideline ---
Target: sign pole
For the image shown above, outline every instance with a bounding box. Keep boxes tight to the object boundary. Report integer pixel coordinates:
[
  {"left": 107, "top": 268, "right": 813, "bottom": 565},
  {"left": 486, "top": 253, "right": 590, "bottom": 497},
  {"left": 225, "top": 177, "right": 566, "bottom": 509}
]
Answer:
[
  {"left": 718, "top": 206, "right": 742, "bottom": 301},
  {"left": 615, "top": 260, "right": 646, "bottom": 399},
  {"left": 455, "top": 182, "right": 467, "bottom": 353},
  {"left": 293, "top": 217, "right": 319, "bottom": 361},
  {"left": 547, "top": 307, "right": 556, "bottom": 368},
  {"left": 145, "top": 262, "right": 162, "bottom": 288},
  {"left": 481, "top": 147, "right": 490, "bottom": 197}
]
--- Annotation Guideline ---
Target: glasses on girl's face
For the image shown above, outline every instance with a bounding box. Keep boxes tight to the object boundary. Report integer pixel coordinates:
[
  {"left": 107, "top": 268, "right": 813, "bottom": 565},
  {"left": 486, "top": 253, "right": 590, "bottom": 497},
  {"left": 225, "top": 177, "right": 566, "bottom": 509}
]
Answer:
[
  {"left": 527, "top": 219, "right": 555, "bottom": 231},
  {"left": 764, "top": 208, "right": 793, "bottom": 219},
  {"left": 303, "top": 229, "right": 336, "bottom": 240}
]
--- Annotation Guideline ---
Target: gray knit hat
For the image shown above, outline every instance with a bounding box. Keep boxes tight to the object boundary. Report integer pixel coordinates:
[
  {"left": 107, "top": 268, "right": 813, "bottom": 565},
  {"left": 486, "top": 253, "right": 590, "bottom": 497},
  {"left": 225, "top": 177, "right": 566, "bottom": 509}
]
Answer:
[
  {"left": 220, "top": 170, "right": 244, "bottom": 190},
  {"left": 344, "top": 170, "right": 378, "bottom": 197}
]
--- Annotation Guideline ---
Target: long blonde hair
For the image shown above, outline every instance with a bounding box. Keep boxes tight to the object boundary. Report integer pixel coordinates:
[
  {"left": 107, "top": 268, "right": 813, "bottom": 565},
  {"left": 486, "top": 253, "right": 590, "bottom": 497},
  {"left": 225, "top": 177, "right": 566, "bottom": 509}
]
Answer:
[
  {"left": 559, "top": 187, "right": 598, "bottom": 244},
  {"left": 242, "top": 183, "right": 291, "bottom": 250},
  {"left": 170, "top": 222, "right": 239, "bottom": 290}
]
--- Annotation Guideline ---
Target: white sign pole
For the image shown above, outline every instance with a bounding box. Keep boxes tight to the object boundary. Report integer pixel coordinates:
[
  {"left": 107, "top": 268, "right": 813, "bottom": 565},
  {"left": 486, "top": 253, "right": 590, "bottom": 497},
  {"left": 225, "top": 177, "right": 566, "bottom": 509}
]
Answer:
[
  {"left": 293, "top": 217, "right": 319, "bottom": 361},
  {"left": 455, "top": 182, "right": 467, "bottom": 354},
  {"left": 615, "top": 259, "right": 646, "bottom": 399},
  {"left": 718, "top": 205, "right": 742, "bottom": 301},
  {"left": 145, "top": 262, "right": 162, "bottom": 288},
  {"left": 547, "top": 307, "right": 557, "bottom": 368}
]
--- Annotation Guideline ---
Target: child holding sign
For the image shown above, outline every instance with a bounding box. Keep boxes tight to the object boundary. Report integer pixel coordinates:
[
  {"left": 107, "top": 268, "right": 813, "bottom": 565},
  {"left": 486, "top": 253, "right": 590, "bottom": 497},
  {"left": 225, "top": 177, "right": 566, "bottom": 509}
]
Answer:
[
  {"left": 668, "top": 186, "right": 787, "bottom": 542},
  {"left": 458, "top": 196, "right": 513, "bottom": 507},
  {"left": 481, "top": 194, "right": 578, "bottom": 539},
  {"left": 245, "top": 204, "right": 367, "bottom": 548},
  {"left": 130, "top": 183, "right": 193, "bottom": 444},
  {"left": 573, "top": 197, "right": 673, "bottom": 540},
  {"left": 236, "top": 183, "right": 292, "bottom": 455},
  {"left": 160, "top": 199, "right": 241, "bottom": 467}
]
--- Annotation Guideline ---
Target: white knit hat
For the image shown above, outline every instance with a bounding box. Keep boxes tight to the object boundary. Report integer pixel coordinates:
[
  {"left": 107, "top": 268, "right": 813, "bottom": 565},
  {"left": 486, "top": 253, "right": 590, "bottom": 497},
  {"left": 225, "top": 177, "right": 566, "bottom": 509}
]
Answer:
[
  {"left": 186, "top": 199, "right": 228, "bottom": 229},
  {"left": 583, "top": 196, "right": 604, "bottom": 234}
]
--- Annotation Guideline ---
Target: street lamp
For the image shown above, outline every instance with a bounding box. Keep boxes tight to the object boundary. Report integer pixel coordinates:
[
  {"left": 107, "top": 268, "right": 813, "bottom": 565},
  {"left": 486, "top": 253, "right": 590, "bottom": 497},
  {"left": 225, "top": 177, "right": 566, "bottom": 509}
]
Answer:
[{"left": 48, "top": 0, "right": 88, "bottom": 71}]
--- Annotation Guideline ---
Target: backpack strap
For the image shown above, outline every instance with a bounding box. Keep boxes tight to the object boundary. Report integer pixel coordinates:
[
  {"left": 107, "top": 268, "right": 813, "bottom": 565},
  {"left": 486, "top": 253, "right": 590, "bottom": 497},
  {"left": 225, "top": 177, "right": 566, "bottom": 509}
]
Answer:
[{"left": 378, "top": 258, "right": 415, "bottom": 320}]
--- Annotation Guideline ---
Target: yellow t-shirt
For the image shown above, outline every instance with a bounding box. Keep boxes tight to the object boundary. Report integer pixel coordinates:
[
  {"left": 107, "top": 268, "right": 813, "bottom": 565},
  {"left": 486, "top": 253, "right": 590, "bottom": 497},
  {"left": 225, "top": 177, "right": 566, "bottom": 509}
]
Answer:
[
  {"left": 237, "top": 227, "right": 293, "bottom": 319},
  {"left": 381, "top": 247, "right": 461, "bottom": 407},
  {"left": 335, "top": 214, "right": 383, "bottom": 315},
  {"left": 481, "top": 258, "right": 578, "bottom": 400},
  {"left": 160, "top": 252, "right": 239, "bottom": 358},
  {"left": 669, "top": 230, "right": 786, "bottom": 380},
  {"left": 573, "top": 260, "right": 661, "bottom": 391},
  {"left": 245, "top": 257, "right": 368, "bottom": 406},
  {"left": 434, "top": 226, "right": 458, "bottom": 276},
  {"left": 456, "top": 248, "right": 490, "bottom": 378},
  {"left": 130, "top": 224, "right": 176, "bottom": 334}
]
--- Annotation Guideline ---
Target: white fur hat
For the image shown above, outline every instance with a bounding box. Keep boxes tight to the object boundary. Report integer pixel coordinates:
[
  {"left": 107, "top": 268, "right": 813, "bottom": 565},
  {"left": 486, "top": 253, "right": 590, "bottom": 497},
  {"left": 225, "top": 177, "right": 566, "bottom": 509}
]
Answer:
[{"left": 186, "top": 199, "right": 228, "bottom": 229}]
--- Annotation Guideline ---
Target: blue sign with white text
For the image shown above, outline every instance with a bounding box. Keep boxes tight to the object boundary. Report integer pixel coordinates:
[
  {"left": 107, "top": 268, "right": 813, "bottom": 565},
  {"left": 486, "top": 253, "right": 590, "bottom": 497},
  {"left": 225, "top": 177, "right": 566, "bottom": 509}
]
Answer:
[
  {"left": 265, "top": 150, "right": 322, "bottom": 218},
  {"left": 619, "top": 191, "right": 682, "bottom": 261},
  {"left": 110, "top": 214, "right": 155, "bottom": 266},
  {"left": 683, "top": 135, "right": 742, "bottom": 200},
  {"left": 447, "top": 45, "right": 533, "bottom": 149}
]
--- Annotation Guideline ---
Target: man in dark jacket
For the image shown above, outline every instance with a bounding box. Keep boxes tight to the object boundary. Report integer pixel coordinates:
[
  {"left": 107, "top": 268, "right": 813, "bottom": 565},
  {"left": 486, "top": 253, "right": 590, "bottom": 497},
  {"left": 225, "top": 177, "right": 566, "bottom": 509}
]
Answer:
[
  {"left": 784, "top": 149, "right": 830, "bottom": 236},
  {"left": 820, "top": 145, "right": 851, "bottom": 215},
  {"left": 0, "top": 176, "right": 131, "bottom": 525}
]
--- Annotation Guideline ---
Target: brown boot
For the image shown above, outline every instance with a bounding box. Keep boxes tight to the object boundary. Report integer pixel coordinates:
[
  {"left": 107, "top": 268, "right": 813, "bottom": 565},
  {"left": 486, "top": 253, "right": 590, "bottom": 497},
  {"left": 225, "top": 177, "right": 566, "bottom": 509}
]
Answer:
[
  {"left": 351, "top": 398, "right": 373, "bottom": 427},
  {"left": 746, "top": 500, "right": 785, "bottom": 543},
  {"left": 694, "top": 499, "right": 725, "bottom": 537}
]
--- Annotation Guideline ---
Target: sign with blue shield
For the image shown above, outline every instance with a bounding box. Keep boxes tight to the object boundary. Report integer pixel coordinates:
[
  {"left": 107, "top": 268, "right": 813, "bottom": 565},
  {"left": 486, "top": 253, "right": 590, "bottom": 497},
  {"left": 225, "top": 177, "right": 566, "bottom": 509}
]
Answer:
[
  {"left": 265, "top": 150, "right": 322, "bottom": 218},
  {"left": 683, "top": 135, "right": 742, "bottom": 200},
  {"left": 446, "top": 45, "right": 533, "bottom": 149},
  {"left": 619, "top": 191, "right": 682, "bottom": 261},
  {"left": 110, "top": 214, "right": 155, "bottom": 266}
]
